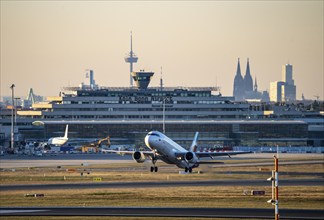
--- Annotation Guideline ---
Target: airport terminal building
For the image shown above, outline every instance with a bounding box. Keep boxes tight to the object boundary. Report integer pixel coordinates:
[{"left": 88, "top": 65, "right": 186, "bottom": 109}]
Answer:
[{"left": 1, "top": 71, "right": 323, "bottom": 149}]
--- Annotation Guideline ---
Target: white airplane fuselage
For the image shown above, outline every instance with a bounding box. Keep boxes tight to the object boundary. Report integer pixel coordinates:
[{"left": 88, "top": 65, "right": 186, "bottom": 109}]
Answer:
[
  {"left": 47, "top": 125, "right": 69, "bottom": 146},
  {"left": 144, "top": 131, "right": 198, "bottom": 169},
  {"left": 48, "top": 137, "right": 68, "bottom": 146}
]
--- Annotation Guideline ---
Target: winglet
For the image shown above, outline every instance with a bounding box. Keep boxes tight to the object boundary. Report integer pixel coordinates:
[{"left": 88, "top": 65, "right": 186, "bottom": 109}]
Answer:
[
  {"left": 189, "top": 132, "right": 199, "bottom": 152},
  {"left": 63, "top": 124, "right": 69, "bottom": 139}
]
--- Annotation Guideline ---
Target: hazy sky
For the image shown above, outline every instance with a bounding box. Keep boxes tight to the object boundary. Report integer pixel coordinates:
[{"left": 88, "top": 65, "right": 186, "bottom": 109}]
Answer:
[{"left": 1, "top": 1, "right": 323, "bottom": 100}]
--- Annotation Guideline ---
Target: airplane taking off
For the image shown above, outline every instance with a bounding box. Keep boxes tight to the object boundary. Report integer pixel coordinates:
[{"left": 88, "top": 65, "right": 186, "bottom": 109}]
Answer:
[
  {"left": 47, "top": 125, "right": 69, "bottom": 146},
  {"left": 106, "top": 131, "right": 250, "bottom": 173}
]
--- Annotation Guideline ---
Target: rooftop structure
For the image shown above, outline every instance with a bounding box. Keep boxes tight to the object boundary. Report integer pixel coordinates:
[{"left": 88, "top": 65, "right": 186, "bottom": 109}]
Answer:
[
  {"left": 131, "top": 71, "right": 154, "bottom": 90},
  {"left": 79, "top": 69, "right": 98, "bottom": 90}
]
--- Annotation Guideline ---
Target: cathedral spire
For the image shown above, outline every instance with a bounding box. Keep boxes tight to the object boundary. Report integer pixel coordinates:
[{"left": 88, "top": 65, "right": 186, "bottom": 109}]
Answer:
[
  {"left": 233, "top": 58, "right": 244, "bottom": 101},
  {"left": 236, "top": 58, "right": 242, "bottom": 76},
  {"left": 243, "top": 58, "right": 253, "bottom": 92},
  {"left": 246, "top": 58, "right": 251, "bottom": 77},
  {"left": 254, "top": 77, "right": 258, "bottom": 92}
]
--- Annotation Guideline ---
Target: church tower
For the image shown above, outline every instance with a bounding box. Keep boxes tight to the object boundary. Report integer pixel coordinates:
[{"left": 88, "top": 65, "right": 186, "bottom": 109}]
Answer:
[
  {"left": 233, "top": 58, "right": 244, "bottom": 101},
  {"left": 254, "top": 77, "right": 258, "bottom": 92},
  {"left": 243, "top": 58, "right": 253, "bottom": 93}
]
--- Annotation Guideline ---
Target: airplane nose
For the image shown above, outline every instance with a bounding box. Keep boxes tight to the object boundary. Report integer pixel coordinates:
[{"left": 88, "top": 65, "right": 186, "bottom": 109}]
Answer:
[{"left": 144, "top": 135, "right": 150, "bottom": 148}]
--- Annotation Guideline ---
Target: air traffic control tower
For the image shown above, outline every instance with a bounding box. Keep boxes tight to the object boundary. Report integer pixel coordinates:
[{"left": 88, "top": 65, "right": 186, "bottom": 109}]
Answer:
[
  {"left": 131, "top": 71, "right": 154, "bottom": 90},
  {"left": 125, "top": 32, "right": 138, "bottom": 87}
]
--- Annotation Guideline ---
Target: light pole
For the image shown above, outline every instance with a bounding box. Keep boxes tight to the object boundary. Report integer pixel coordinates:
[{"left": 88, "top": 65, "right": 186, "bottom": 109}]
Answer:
[
  {"left": 14, "top": 97, "right": 20, "bottom": 124},
  {"left": 162, "top": 98, "right": 166, "bottom": 134},
  {"left": 10, "top": 84, "right": 15, "bottom": 152}
]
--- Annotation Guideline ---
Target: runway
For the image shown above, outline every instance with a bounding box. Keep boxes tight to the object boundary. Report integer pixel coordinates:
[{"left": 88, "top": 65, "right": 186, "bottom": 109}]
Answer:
[
  {"left": 0, "top": 154, "right": 133, "bottom": 169},
  {"left": 1, "top": 178, "right": 323, "bottom": 191},
  {"left": 1, "top": 207, "right": 324, "bottom": 219},
  {"left": 1, "top": 153, "right": 323, "bottom": 169}
]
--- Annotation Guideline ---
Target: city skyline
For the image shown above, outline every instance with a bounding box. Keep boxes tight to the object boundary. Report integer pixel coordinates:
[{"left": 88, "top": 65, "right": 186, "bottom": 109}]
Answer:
[{"left": 1, "top": 1, "right": 323, "bottom": 100}]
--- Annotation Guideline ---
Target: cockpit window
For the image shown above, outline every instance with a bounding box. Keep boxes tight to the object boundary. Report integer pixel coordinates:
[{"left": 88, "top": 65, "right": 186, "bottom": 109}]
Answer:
[{"left": 148, "top": 132, "right": 160, "bottom": 137}]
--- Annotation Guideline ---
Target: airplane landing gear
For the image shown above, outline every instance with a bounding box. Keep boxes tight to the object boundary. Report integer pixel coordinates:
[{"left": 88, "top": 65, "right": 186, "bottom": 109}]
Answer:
[
  {"left": 185, "top": 167, "right": 192, "bottom": 173},
  {"left": 150, "top": 158, "right": 158, "bottom": 172}
]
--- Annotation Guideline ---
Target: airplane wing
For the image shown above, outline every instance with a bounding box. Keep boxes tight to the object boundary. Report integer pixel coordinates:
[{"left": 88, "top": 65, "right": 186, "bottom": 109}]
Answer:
[
  {"left": 174, "top": 151, "right": 251, "bottom": 159},
  {"left": 198, "top": 161, "right": 224, "bottom": 164},
  {"left": 101, "top": 149, "right": 155, "bottom": 157},
  {"left": 195, "top": 151, "right": 252, "bottom": 158}
]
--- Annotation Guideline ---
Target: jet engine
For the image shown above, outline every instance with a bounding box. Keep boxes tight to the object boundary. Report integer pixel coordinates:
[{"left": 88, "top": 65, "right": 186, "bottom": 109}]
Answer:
[
  {"left": 185, "top": 151, "right": 198, "bottom": 164},
  {"left": 132, "top": 151, "right": 146, "bottom": 163}
]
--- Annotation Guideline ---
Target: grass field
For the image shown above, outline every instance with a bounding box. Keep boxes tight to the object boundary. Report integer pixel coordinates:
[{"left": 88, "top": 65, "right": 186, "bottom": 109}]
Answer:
[
  {"left": 1, "top": 156, "right": 323, "bottom": 184},
  {"left": 1, "top": 185, "right": 323, "bottom": 209}
]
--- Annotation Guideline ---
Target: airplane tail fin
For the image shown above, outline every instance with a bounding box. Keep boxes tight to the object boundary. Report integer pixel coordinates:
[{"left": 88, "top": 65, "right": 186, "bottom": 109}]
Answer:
[
  {"left": 189, "top": 132, "right": 199, "bottom": 152},
  {"left": 63, "top": 125, "right": 69, "bottom": 139}
]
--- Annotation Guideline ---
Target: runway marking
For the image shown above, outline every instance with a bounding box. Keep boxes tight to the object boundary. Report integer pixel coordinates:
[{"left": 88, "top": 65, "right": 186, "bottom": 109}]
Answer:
[
  {"left": 1, "top": 178, "right": 323, "bottom": 192},
  {"left": 0, "top": 210, "right": 48, "bottom": 214},
  {"left": 1, "top": 207, "right": 324, "bottom": 219}
]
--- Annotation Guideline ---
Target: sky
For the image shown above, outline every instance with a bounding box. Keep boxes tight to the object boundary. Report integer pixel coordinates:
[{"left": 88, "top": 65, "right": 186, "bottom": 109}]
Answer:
[{"left": 1, "top": 1, "right": 323, "bottom": 100}]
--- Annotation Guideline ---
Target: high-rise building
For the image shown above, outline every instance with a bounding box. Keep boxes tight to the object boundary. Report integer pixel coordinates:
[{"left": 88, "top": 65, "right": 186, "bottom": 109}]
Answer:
[
  {"left": 282, "top": 64, "right": 294, "bottom": 86},
  {"left": 270, "top": 64, "right": 297, "bottom": 102},
  {"left": 281, "top": 64, "right": 296, "bottom": 102},
  {"left": 270, "top": 81, "right": 285, "bottom": 102},
  {"left": 282, "top": 84, "right": 296, "bottom": 102}
]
